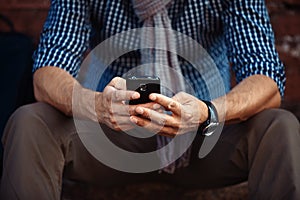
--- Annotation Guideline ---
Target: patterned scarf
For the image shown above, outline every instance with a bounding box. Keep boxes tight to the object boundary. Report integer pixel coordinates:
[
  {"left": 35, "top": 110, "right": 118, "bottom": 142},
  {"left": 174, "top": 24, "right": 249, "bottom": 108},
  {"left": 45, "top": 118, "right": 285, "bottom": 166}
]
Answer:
[{"left": 132, "top": 0, "right": 192, "bottom": 173}]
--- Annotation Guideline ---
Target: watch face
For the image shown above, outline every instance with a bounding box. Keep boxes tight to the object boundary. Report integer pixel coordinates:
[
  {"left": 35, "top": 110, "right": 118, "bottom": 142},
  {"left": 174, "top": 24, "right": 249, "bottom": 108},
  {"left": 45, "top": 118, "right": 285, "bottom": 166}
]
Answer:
[
  {"left": 202, "top": 122, "right": 219, "bottom": 136},
  {"left": 201, "top": 101, "right": 219, "bottom": 136}
]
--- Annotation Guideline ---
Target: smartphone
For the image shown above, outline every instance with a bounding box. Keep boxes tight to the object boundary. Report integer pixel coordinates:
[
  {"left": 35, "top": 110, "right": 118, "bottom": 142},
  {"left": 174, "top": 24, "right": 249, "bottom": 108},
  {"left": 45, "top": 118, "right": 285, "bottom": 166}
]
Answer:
[{"left": 126, "top": 76, "right": 160, "bottom": 105}]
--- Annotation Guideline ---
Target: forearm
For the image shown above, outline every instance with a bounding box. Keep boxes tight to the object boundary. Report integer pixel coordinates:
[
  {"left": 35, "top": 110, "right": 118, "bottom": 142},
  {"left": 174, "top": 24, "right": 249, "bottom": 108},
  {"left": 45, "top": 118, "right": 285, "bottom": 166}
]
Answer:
[
  {"left": 212, "top": 74, "right": 281, "bottom": 123},
  {"left": 33, "top": 67, "right": 101, "bottom": 120}
]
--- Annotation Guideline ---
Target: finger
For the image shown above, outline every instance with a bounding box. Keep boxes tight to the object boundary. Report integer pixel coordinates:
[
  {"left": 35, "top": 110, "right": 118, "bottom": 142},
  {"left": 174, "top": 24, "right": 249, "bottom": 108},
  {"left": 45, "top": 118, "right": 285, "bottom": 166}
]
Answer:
[
  {"left": 127, "top": 104, "right": 150, "bottom": 115},
  {"left": 134, "top": 102, "right": 161, "bottom": 110},
  {"left": 152, "top": 103, "right": 162, "bottom": 111},
  {"left": 130, "top": 115, "right": 164, "bottom": 133},
  {"left": 110, "top": 102, "right": 132, "bottom": 116},
  {"left": 157, "top": 126, "right": 179, "bottom": 137},
  {"left": 108, "top": 77, "right": 126, "bottom": 90},
  {"left": 135, "top": 107, "right": 166, "bottom": 125},
  {"left": 127, "top": 102, "right": 162, "bottom": 116},
  {"left": 149, "top": 94, "right": 182, "bottom": 116},
  {"left": 104, "top": 115, "right": 134, "bottom": 131},
  {"left": 130, "top": 116, "right": 178, "bottom": 137},
  {"left": 135, "top": 107, "right": 181, "bottom": 128},
  {"left": 106, "top": 101, "right": 156, "bottom": 117},
  {"left": 111, "top": 88, "right": 140, "bottom": 102}
]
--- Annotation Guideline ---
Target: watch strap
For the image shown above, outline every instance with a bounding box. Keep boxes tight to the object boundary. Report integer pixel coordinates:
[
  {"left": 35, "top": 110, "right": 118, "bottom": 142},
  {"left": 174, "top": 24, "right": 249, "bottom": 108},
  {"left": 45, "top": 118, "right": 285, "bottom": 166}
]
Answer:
[{"left": 199, "top": 100, "right": 219, "bottom": 136}]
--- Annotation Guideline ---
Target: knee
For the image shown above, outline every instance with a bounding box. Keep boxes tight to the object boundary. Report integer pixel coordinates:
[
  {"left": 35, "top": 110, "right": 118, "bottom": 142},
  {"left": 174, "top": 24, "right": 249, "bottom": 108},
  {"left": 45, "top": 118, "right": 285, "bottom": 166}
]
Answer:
[
  {"left": 264, "top": 109, "right": 298, "bottom": 133},
  {"left": 2, "top": 103, "right": 54, "bottom": 147},
  {"left": 251, "top": 108, "right": 299, "bottom": 145}
]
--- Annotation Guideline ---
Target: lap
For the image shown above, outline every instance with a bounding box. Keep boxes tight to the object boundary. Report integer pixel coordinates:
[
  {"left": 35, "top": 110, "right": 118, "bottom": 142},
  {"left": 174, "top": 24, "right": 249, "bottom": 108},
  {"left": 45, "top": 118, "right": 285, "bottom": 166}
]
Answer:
[
  {"left": 5, "top": 103, "right": 298, "bottom": 188},
  {"left": 5, "top": 102, "right": 159, "bottom": 185},
  {"left": 163, "top": 108, "right": 299, "bottom": 188}
]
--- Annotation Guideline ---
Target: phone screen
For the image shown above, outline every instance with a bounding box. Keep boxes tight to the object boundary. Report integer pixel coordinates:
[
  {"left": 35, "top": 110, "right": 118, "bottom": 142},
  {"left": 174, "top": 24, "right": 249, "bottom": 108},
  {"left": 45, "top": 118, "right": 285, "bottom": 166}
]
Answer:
[{"left": 126, "top": 76, "right": 160, "bottom": 105}]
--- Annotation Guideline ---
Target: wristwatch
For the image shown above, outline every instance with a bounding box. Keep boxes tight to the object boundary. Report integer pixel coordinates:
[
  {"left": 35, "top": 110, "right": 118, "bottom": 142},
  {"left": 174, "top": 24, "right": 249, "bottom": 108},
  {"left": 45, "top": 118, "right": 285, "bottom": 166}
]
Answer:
[{"left": 200, "top": 100, "right": 219, "bottom": 136}]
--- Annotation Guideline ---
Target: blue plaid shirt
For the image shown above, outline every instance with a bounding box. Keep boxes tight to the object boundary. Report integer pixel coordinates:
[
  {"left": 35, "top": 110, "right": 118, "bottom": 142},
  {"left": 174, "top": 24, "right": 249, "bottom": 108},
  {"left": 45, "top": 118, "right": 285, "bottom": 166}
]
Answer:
[{"left": 33, "top": 0, "right": 285, "bottom": 99}]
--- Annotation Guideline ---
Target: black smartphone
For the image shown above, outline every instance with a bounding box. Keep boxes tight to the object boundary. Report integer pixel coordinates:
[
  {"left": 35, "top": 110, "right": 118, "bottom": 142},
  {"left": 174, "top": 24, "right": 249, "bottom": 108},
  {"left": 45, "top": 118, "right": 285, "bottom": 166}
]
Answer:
[{"left": 126, "top": 76, "right": 160, "bottom": 105}]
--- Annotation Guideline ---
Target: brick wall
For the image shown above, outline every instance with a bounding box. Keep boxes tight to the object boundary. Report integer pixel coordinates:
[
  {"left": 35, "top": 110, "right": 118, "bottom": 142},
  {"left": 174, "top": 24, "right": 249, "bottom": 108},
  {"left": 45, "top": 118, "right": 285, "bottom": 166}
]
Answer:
[
  {"left": 0, "top": 0, "right": 49, "bottom": 45},
  {"left": 268, "top": 0, "right": 300, "bottom": 104},
  {"left": 0, "top": 0, "right": 299, "bottom": 103}
]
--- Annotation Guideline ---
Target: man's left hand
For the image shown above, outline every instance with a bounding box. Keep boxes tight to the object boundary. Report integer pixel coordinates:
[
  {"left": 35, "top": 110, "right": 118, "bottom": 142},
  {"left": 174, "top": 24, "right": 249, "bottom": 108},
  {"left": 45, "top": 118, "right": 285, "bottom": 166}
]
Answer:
[{"left": 130, "top": 92, "right": 208, "bottom": 137}]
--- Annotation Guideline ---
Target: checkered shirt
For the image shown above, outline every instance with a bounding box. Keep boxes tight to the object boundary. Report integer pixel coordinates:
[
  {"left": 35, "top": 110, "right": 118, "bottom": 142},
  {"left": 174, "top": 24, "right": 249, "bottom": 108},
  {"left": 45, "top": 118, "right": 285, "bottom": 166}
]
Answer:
[{"left": 33, "top": 0, "right": 285, "bottom": 99}]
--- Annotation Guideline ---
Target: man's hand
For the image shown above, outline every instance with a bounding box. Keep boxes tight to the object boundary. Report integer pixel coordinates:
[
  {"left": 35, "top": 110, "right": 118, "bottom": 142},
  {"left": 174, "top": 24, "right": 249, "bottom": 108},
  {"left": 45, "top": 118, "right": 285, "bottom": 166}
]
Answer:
[
  {"left": 95, "top": 77, "right": 140, "bottom": 131},
  {"left": 95, "top": 77, "right": 158, "bottom": 131},
  {"left": 129, "top": 92, "right": 208, "bottom": 137},
  {"left": 34, "top": 67, "right": 163, "bottom": 132}
]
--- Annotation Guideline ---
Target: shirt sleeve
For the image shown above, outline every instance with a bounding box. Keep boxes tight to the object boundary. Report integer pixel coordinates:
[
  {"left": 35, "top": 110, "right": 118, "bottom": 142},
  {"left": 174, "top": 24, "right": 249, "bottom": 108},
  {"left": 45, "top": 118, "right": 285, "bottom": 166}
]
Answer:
[
  {"left": 33, "top": 0, "right": 91, "bottom": 77},
  {"left": 222, "top": 0, "right": 285, "bottom": 97}
]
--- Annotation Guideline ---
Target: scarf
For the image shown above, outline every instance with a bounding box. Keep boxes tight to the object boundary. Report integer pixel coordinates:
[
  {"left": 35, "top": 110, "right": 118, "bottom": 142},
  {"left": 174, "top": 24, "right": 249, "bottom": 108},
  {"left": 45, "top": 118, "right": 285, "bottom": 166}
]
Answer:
[{"left": 132, "top": 0, "right": 192, "bottom": 173}]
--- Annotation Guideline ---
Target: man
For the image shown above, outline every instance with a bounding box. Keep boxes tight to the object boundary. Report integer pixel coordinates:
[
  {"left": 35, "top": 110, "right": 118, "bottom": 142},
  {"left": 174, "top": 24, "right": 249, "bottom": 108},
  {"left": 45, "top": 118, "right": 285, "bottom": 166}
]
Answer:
[{"left": 1, "top": 0, "right": 300, "bottom": 199}]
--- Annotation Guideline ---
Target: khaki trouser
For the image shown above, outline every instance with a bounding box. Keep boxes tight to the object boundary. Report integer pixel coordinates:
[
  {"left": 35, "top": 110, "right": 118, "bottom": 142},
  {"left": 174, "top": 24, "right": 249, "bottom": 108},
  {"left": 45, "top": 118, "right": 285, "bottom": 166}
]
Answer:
[{"left": 1, "top": 102, "right": 300, "bottom": 200}]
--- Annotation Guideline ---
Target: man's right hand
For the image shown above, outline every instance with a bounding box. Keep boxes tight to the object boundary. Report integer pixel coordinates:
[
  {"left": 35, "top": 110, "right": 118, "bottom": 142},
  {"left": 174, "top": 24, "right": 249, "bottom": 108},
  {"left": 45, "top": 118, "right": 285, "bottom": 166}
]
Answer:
[
  {"left": 34, "top": 68, "right": 140, "bottom": 131},
  {"left": 34, "top": 67, "right": 155, "bottom": 132},
  {"left": 95, "top": 77, "right": 140, "bottom": 131}
]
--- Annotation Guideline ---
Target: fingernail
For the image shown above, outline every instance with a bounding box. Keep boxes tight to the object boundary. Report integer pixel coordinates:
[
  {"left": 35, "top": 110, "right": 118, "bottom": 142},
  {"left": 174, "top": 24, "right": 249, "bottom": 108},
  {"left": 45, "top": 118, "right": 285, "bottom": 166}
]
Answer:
[
  {"left": 149, "top": 94, "right": 156, "bottom": 100},
  {"left": 136, "top": 107, "right": 144, "bottom": 114},
  {"left": 168, "top": 102, "right": 175, "bottom": 109},
  {"left": 186, "top": 114, "right": 192, "bottom": 119},
  {"left": 132, "top": 92, "right": 139, "bottom": 99},
  {"left": 130, "top": 116, "right": 137, "bottom": 123},
  {"left": 153, "top": 103, "right": 160, "bottom": 110}
]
